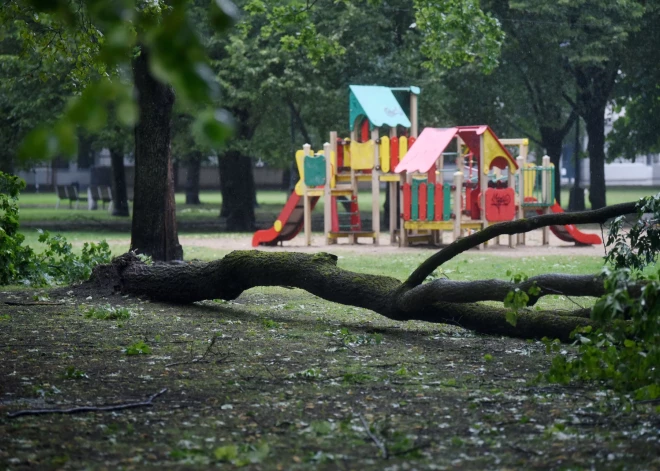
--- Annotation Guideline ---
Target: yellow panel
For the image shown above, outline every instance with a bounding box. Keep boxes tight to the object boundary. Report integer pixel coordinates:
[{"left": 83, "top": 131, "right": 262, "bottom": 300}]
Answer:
[
  {"left": 274, "top": 220, "right": 282, "bottom": 232},
  {"left": 404, "top": 221, "right": 454, "bottom": 231},
  {"left": 294, "top": 149, "right": 313, "bottom": 196},
  {"left": 343, "top": 141, "right": 351, "bottom": 167},
  {"left": 483, "top": 131, "right": 517, "bottom": 174},
  {"left": 349, "top": 140, "right": 375, "bottom": 170},
  {"left": 524, "top": 163, "right": 536, "bottom": 198},
  {"left": 379, "top": 174, "right": 401, "bottom": 182},
  {"left": 379, "top": 136, "right": 390, "bottom": 172},
  {"left": 399, "top": 136, "right": 408, "bottom": 160}
]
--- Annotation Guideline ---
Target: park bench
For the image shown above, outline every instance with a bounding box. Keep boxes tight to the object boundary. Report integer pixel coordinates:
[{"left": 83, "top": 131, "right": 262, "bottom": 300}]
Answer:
[
  {"left": 69, "top": 185, "right": 89, "bottom": 210},
  {"left": 98, "top": 185, "right": 113, "bottom": 211},
  {"left": 55, "top": 185, "right": 71, "bottom": 209}
]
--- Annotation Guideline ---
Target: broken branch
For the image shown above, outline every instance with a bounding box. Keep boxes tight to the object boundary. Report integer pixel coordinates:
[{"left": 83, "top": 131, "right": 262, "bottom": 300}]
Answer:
[{"left": 7, "top": 388, "right": 167, "bottom": 418}]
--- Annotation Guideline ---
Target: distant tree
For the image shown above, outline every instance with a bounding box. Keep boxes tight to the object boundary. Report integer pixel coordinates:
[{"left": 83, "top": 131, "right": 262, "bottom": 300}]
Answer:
[{"left": 505, "top": 0, "right": 650, "bottom": 209}]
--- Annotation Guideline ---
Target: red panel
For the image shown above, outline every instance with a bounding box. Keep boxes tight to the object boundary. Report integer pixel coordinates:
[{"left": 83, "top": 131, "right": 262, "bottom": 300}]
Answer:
[
  {"left": 403, "top": 183, "right": 411, "bottom": 221},
  {"left": 427, "top": 164, "right": 436, "bottom": 185},
  {"left": 336, "top": 138, "right": 344, "bottom": 167},
  {"left": 434, "top": 184, "right": 443, "bottom": 221},
  {"left": 419, "top": 183, "right": 427, "bottom": 221},
  {"left": 350, "top": 195, "right": 362, "bottom": 231},
  {"left": 485, "top": 188, "right": 515, "bottom": 222},
  {"left": 470, "top": 188, "right": 481, "bottom": 220},
  {"left": 331, "top": 196, "right": 339, "bottom": 232},
  {"left": 390, "top": 137, "right": 399, "bottom": 170},
  {"left": 361, "top": 119, "right": 369, "bottom": 142},
  {"left": 408, "top": 136, "right": 416, "bottom": 148}
]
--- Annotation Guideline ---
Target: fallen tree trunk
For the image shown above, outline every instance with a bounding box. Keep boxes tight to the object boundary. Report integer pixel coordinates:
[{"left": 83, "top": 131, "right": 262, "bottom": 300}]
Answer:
[{"left": 85, "top": 202, "right": 640, "bottom": 342}]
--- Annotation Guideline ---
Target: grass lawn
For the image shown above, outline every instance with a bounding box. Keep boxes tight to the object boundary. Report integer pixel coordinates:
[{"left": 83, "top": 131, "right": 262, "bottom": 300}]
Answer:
[
  {"left": 2, "top": 231, "right": 657, "bottom": 469},
  {"left": 16, "top": 186, "right": 658, "bottom": 228}
]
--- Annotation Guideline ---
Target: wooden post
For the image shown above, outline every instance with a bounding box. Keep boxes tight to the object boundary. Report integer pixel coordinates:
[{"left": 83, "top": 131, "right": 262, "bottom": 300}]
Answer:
[
  {"left": 410, "top": 93, "right": 418, "bottom": 138},
  {"left": 389, "top": 127, "right": 398, "bottom": 244},
  {"left": 542, "top": 155, "right": 551, "bottom": 245},
  {"left": 371, "top": 128, "right": 380, "bottom": 245},
  {"left": 453, "top": 171, "right": 463, "bottom": 241},
  {"left": 303, "top": 143, "right": 312, "bottom": 246},
  {"left": 399, "top": 172, "right": 408, "bottom": 247},
  {"left": 324, "top": 139, "right": 333, "bottom": 244},
  {"left": 479, "top": 134, "right": 488, "bottom": 249},
  {"left": 509, "top": 163, "right": 516, "bottom": 248},
  {"left": 516, "top": 155, "right": 525, "bottom": 245}
]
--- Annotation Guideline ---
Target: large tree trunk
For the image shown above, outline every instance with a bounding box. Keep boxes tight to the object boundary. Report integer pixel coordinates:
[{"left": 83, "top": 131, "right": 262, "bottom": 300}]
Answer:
[
  {"left": 130, "top": 47, "right": 183, "bottom": 261},
  {"left": 87, "top": 202, "right": 639, "bottom": 343},
  {"left": 218, "top": 150, "right": 255, "bottom": 231},
  {"left": 585, "top": 110, "right": 607, "bottom": 209},
  {"left": 573, "top": 64, "right": 618, "bottom": 210},
  {"left": 185, "top": 151, "right": 202, "bottom": 205},
  {"left": 109, "top": 145, "right": 130, "bottom": 217},
  {"left": 539, "top": 127, "right": 566, "bottom": 207}
]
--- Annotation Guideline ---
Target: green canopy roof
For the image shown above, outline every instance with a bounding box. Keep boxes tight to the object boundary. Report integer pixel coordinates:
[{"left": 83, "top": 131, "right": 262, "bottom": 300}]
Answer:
[{"left": 349, "top": 85, "right": 413, "bottom": 131}]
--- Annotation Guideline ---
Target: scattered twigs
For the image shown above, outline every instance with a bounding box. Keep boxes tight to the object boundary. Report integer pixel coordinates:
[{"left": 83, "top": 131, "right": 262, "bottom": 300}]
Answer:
[
  {"left": 508, "top": 443, "right": 543, "bottom": 456},
  {"left": 7, "top": 388, "right": 167, "bottom": 418},
  {"left": 4, "top": 301, "right": 65, "bottom": 306},
  {"left": 357, "top": 413, "right": 388, "bottom": 459},
  {"left": 165, "top": 335, "right": 223, "bottom": 367}
]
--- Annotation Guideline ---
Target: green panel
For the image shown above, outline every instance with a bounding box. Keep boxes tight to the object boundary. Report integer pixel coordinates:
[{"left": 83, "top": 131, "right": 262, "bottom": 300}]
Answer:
[
  {"left": 304, "top": 154, "right": 326, "bottom": 187},
  {"left": 443, "top": 184, "right": 451, "bottom": 220},
  {"left": 411, "top": 179, "right": 420, "bottom": 221},
  {"left": 349, "top": 85, "right": 412, "bottom": 130},
  {"left": 427, "top": 184, "right": 434, "bottom": 222}
]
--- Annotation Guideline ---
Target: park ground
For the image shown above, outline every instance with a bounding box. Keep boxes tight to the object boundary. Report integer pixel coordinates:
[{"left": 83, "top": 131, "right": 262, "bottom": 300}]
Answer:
[{"left": 1, "top": 190, "right": 659, "bottom": 470}]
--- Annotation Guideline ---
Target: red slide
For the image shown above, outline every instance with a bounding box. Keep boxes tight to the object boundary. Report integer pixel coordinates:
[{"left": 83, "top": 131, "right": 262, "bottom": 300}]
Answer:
[
  {"left": 252, "top": 192, "right": 320, "bottom": 247},
  {"left": 535, "top": 201, "right": 602, "bottom": 245}
]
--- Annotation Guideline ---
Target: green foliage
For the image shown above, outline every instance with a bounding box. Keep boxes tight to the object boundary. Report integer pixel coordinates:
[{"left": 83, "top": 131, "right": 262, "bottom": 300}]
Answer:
[
  {"left": 125, "top": 341, "right": 151, "bottom": 355},
  {"left": 213, "top": 441, "right": 269, "bottom": 466},
  {"left": 605, "top": 194, "right": 660, "bottom": 270},
  {"left": 0, "top": 172, "right": 112, "bottom": 286},
  {"left": 503, "top": 271, "right": 539, "bottom": 327},
  {"left": 3, "top": 0, "right": 238, "bottom": 158},
  {"left": 545, "top": 194, "right": 660, "bottom": 400},
  {"left": 35, "top": 230, "right": 112, "bottom": 285},
  {"left": 414, "top": 0, "right": 504, "bottom": 73},
  {"left": 63, "top": 366, "right": 88, "bottom": 379},
  {"left": 0, "top": 173, "right": 35, "bottom": 284},
  {"left": 326, "top": 327, "right": 383, "bottom": 347},
  {"left": 84, "top": 304, "right": 132, "bottom": 321}
]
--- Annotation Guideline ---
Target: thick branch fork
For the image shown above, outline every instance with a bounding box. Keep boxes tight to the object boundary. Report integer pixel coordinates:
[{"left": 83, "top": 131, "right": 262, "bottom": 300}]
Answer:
[
  {"left": 85, "top": 203, "right": 640, "bottom": 342},
  {"left": 89, "top": 251, "right": 594, "bottom": 342}
]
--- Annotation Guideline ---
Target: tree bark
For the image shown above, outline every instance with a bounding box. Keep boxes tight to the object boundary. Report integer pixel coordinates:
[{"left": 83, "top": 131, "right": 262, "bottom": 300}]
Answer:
[
  {"left": 539, "top": 113, "right": 576, "bottom": 207},
  {"left": 185, "top": 151, "right": 202, "bottom": 205},
  {"left": 109, "top": 145, "right": 130, "bottom": 217},
  {"left": 585, "top": 110, "right": 607, "bottom": 209},
  {"left": 572, "top": 63, "right": 618, "bottom": 210},
  {"left": 130, "top": 47, "right": 183, "bottom": 261},
  {"left": 218, "top": 149, "right": 255, "bottom": 231},
  {"left": 86, "top": 201, "right": 641, "bottom": 343}
]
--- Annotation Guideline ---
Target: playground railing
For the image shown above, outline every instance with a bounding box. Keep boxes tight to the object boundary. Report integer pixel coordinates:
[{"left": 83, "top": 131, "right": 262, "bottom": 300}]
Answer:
[
  {"left": 518, "top": 166, "right": 555, "bottom": 207},
  {"left": 402, "top": 176, "right": 452, "bottom": 222}
]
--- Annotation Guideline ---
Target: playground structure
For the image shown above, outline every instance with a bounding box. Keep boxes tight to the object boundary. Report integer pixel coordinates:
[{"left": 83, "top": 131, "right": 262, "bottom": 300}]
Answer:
[
  {"left": 252, "top": 85, "right": 419, "bottom": 247},
  {"left": 252, "top": 85, "right": 602, "bottom": 248}
]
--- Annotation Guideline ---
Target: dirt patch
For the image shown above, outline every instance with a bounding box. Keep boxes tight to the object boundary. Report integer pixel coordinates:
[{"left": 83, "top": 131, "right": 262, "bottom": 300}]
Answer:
[
  {"left": 1, "top": 281, "right": 658, "bottom": 469},
  {"left": 177, "top": 228, "right": 607, "bottom": 258}
]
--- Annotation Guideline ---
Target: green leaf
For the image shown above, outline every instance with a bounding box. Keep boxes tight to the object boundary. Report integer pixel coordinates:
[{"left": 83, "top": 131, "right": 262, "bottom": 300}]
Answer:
[
  {"left": 505, "top": 310, "right": 518, "bottom": 327},
  {"left": 192, "top": 109, "right": 233, "bottom": 148},
  {"left": 214, "top": 444, "right": 238, "bottom": 462}
]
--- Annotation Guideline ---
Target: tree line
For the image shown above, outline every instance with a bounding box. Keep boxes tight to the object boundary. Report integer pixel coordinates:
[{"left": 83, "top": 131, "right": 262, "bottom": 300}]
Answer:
[{"left": 0, "top": 0, "right": 659, "bottom": 255}]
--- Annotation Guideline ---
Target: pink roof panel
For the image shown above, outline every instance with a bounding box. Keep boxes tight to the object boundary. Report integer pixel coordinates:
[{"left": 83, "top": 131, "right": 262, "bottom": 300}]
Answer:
[{"left": 394, "top": 127, "right": 457, "bottom": 174}]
